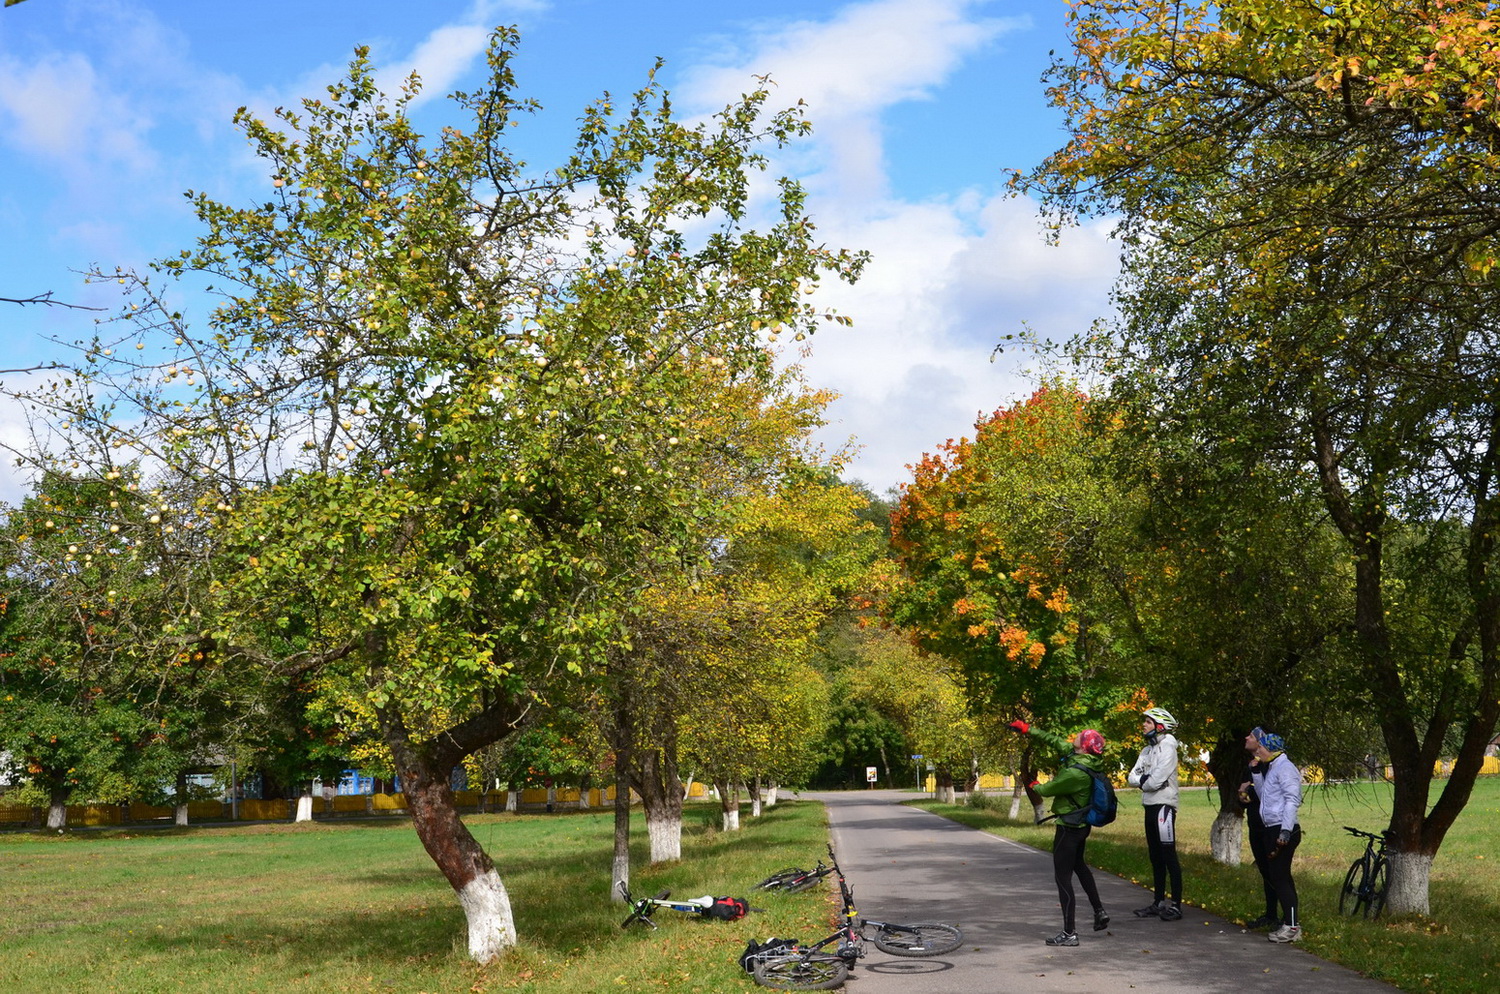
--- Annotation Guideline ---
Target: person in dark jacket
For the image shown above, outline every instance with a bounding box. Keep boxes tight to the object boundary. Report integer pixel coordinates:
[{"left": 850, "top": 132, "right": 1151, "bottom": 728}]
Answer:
[
  {"left": 1008, "top": 719, "right": 1110, "bottom": 946},
  {"left": 1238, "top": 735, "right": 1278, "bottom": 930},
  {"left": 1241, "top": 726, "right": 1304, "bottom": 942}
]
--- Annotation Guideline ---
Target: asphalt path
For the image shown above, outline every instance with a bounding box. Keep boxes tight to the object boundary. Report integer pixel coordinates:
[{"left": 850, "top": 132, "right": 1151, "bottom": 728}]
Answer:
[{"left": 795, "top": 790, "right": 1401, "bottom": 994}]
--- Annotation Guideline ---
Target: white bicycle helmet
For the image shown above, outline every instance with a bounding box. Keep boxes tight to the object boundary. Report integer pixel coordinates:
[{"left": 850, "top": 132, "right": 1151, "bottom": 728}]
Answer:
[{"left": 1143, "top": 707, "right": 1177, "bottom": 732}]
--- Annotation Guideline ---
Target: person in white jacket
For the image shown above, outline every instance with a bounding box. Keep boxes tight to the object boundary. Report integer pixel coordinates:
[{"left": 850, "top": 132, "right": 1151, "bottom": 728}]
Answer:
[{"left": 1128, "top": 707, "right": 1183, "bottom": 920}]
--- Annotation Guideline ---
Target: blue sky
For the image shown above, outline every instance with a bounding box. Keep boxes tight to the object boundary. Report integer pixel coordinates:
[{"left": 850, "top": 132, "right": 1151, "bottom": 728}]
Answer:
[{"left": 0, "top": 0, "right": 1117, "bottom": 501}]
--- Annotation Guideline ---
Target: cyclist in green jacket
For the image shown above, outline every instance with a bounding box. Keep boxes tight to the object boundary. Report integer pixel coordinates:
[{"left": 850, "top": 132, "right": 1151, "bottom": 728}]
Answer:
[{"left": 1008, "top": 719, "right": 1110, "bottom": 946}]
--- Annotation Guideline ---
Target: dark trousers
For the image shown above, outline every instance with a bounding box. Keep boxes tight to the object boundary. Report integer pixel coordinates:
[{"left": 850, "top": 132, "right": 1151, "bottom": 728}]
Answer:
[
  {"left": 1258, "top": 824, "right": 1301, "bottom": 926},
  {"left": 1052, "top": 823, "right": 1103, "bottom": 933},
  {"left": 1143, "top": 803, "right": 1182, "bottom": 903},
  {"left": 1247, "top": 813, "right": 1277, "bottom": 918}
]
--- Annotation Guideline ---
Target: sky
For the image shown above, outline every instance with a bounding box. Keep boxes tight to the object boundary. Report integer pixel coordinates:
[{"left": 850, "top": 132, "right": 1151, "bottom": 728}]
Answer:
[{"left": 0, "top": 0, "right": 1119, "bottom": 503}]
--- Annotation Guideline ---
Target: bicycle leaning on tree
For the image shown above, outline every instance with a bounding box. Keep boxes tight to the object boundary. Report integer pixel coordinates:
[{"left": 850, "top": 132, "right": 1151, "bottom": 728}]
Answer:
[
  {"left": 744, "top": 845, "right": 963, "bottom": 991},
  {"left": 1338, "top": 825, "right": 1394, "bottom": 919}
]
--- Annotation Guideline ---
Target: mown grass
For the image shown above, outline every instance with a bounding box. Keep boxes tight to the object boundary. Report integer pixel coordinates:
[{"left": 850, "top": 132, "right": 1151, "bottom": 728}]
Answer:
[
  {"left": 916, "top": 776, "right": 1500, "bottom": 993},
  {"left": 0, "top": 802, "right": 836, "bottom": 994}
]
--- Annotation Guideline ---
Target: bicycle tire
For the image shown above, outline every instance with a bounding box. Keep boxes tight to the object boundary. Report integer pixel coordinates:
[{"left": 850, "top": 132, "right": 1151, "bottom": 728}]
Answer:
[
  {"left": 755, "top": 867, "right": 809, "bottom": 890},
  {"left": 872, "top": 922, "right": 963, "bottom": 957},
  {"left": 1338, "top": 857, "right": 1366, "bottom": 916},
  {"left": 784, "top": 872, "right": 827, "bottom": 894},
  {"left": 1366, "top": 858, "right": 1389, "bottom": 919},
  {"left": 752, "top": 954, "right": 849, "bottom": 991}
]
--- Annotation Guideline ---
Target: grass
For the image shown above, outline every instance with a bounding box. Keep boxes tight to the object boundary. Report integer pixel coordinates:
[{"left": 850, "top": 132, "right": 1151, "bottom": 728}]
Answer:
[
  {"left": 915, "top": 776, "right": 1500, "bottom": 993},
  {"left": 0, "top": 801, "right": 838, "bottom": 994}
]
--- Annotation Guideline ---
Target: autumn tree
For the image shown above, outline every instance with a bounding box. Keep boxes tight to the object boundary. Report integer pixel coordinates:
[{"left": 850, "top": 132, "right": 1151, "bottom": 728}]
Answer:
[
  {"left": 888, "top": 387, "right": 1133, "bottom": 794},
  {"left": 3, "top": 30, "right": 863, "bottom": 961},
  {"left": 1020, "top": 0, "right": 1500, "bottom": 913}
]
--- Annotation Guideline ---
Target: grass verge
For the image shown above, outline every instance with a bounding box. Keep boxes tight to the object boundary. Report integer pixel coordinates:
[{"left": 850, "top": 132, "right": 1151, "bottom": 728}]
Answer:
[
  {"left": 0, "top": 801, "right": 836, "bottom": 994},
  {"left": 914, "top": 776, "right": 1500, "bottom": 993}
]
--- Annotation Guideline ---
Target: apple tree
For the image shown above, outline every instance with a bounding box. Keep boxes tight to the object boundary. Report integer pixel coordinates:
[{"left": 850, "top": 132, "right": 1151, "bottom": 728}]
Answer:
[{"left": 6, "top": 29, "right": 863, "bottom": 960}]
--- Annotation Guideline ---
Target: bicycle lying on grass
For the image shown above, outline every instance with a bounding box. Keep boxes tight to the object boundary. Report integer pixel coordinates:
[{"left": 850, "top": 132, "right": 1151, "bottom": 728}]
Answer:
[
  {"left": 753, "top": 859, "right": 835, "bottom": 894},
  {"left": 744, "top": 845, "right": 963, "bottom": 991},
  {"left": 618, "top": 883, "right": 749, "bottom": 929},
  {"left": 1338, "top": 825, "right": 1393, "bottom": 919}
]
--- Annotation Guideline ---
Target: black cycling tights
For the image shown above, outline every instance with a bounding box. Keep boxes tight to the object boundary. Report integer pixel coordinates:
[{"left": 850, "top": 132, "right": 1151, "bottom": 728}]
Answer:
[
  {"left": 1259, "top": 824, "right": 1302, "bottom": 926},
  {"left": 1052, "top": 823, "right": 1103, "bottom": 933},
  {"left": 1143, "top": 803, "right": 1183, "bottom": 904}
]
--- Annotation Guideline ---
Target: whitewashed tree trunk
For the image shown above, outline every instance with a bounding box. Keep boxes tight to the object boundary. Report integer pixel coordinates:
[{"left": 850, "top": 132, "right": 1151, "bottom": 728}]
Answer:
[
  {"left": 46, "top": 792, "right": 67, "bottom": 830},
  {"left": 458, "top": 868, "right": 517, "bottom": 963},
  {"left": 1008, "top": 784, "right": 1024, "bottom": 821},
  {"left": 577, "top": 787, "right": 590, "bottom": 810},
  {"left": 765, "top": 782, "right": 780, "bottom": 808},
  {"left": 294, "top": 794, "right": 314, "bottom": 822},
  {"left": 723, "top": 808, "right": 740, "bottom": 831},
  {"left": 174, "top": 771, "right": 190, "bottom": 826},
  {"left": 1210, "top": 810, "right": 1242, "bottom": 865},
  {"left": 1385, "top": 850, "right": 1434, "bottom": 916},
  {"left": 936, "top": 784, "right": 956, "bottom": 804},
  {"left": 505, "top": 790, "right": 518, "bottom": 813},
  {"left": 1031, "top": 800, "right": 1046, "bottom": 822},
  {"left": 647, "top": 807, "right": 682, "bottom": 861},
  {"left": 751, "top": 793, "right": 763, "bottom": 818}
]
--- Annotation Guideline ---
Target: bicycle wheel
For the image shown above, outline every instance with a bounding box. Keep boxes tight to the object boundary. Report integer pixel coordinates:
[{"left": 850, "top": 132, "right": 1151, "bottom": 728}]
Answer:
[
  {"left": 754, "top": 867, "right": 808, "bottom": 890},
  {"left": 872, "top": 922, "right": 963, "bottom": 957},
  {"left": 1338, "top": 858, "right": 1366, "bottom": 916},
  {"left": 1366, "top": 858, "right": 1389, "bottom": 919},
  {"left": 784, "top": 872, "right": 826, "bottom": 894},
  {"left": 753, "top": 954, "right": 849, "bottom": 991}
]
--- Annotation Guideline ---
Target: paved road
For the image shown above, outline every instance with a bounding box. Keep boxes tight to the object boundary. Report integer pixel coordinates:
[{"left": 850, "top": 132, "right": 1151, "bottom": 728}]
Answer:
[{"left": 798, "top": 790, "right": 1401, "bottom": 994}]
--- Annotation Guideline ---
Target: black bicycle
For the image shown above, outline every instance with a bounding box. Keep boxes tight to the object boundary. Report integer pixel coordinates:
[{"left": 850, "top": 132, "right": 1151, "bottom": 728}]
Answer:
[
  {"left": 753, "top": 859, "right": 835, "bottom": 893},
  {"left": 748, "top": 845, "right": 963, "bottom": 991},
  {"left": 1338, "top": 825, "right": 1393, "bottom": 919}
]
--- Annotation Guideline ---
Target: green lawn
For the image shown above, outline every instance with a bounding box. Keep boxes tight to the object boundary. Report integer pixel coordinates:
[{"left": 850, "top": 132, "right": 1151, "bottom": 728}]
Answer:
[
  {"left": 0, "top": 803, "right": 835, "bottom": 994},
  {"left": 916, "top": 776, "right": 1500, "bottom": 993}
]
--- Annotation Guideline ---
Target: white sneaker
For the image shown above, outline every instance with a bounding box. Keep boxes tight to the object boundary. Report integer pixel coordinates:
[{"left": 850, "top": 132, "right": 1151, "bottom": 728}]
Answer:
[{"left": 1268, "top": 924, "right": 1302, "bottom": 943}]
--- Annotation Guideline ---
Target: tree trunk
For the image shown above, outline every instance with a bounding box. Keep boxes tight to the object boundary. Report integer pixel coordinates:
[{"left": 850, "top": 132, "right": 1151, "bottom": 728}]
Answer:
[
  {"left": 934, "top": 766, "right": 955, "bottom": 804},
  {"left": 398, "top": 753, "right": 516, "bottom": 962},
  {"left": 1385, "top": 849, "right": 1434, "bottom": 916},
  {"left": 750, "top": 776, "right": 763, "bottom": 818},
  {"left": 1008, "top": 781, "right": 1024, "bottom": 821},
  {"left": 46, "top": 783, "right": 67, "bottom": 830},
  {"left": 294, "top": 793, "right": 314, "bottom": 822},
  {"left": 765, "top": 780, "right": 779, "bottom": 808},
  {"left": 1210, "top": 810, "right": 1242, "bottom": 866},
  {"left": 174, "top": 770, "right": 190, "bottom": 827},
  {"left": 1207, "top": 733, "right": 1247, "bottom": 865},
  {"left": 613, "top": 753, "right": 633, "bottom": 902},
  {"left": 715, "top": 778, "right": 739, "bottom": 831},
  {"left": 633, "top": 744, "right": 684, "bottom": 862}
]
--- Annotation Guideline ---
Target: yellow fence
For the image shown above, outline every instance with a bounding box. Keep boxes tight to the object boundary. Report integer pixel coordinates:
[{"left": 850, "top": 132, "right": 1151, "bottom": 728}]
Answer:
[{"left": 0, "top": 784, "right": 659, "bottom": 826}]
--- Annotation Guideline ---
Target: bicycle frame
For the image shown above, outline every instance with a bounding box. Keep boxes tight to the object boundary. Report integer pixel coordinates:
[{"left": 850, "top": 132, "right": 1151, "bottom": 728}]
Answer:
[
  {"left": 1338, "top": 825, "right": 1394, "bottom": 919},
  {"left": 618, "top": 883, "right": 719, "bottom": 929},
  {"left": 747, "top": 846, "right": 964, "bottom": 989}
]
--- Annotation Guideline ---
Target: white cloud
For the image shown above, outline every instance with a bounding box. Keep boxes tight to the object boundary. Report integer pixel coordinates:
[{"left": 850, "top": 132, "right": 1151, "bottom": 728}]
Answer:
[
  {"left": 0, "top": 50, "right": 156, "bottom": 173},
  {"left": 676, "top": 0, "right": 1118, "bottom": 494}
]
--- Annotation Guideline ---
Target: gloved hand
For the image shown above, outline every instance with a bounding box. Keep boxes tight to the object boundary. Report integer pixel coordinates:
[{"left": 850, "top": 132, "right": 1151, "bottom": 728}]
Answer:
[
  {"left": 1277, "top": 829, "right": 1291, "bottom": 846},
  {"left": 1027, "top": 780, "right": 1040, "bottom": 790},
  {"left": 1007, "top": 719, "right": 1030, "bottom": 734}
]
